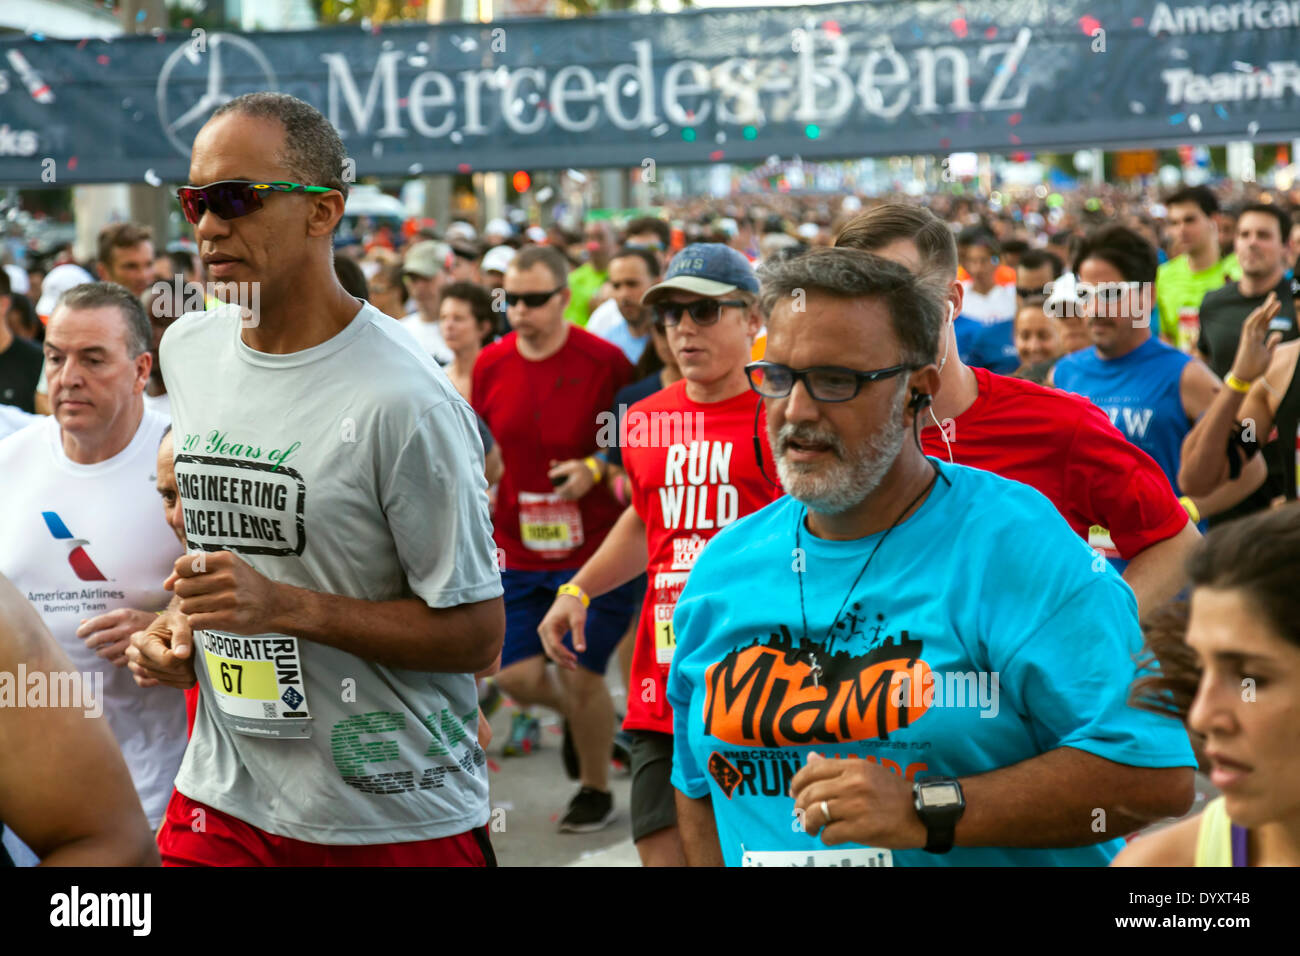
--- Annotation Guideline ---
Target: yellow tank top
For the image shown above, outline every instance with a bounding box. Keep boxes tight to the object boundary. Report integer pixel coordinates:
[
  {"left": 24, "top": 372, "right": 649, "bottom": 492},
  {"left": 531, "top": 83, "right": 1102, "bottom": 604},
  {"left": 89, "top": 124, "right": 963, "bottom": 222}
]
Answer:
[{"left": 1194, "top": 796, "right": 1236, "bottom": 867}]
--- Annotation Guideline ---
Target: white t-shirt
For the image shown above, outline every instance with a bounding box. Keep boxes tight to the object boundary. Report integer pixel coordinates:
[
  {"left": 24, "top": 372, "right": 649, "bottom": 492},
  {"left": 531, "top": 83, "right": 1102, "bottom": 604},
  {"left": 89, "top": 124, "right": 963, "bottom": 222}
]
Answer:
[
  {"left": 960, "top": 281, "right": 1018, "bottom": 325},
  {"left": 586, "top": 299, "right": 649, "bottom": 365},
  {"left": 400, "top": 312, "right": 453, "bottom": 365},
  {"left": 160, "top": 302, "right": 503, "bottom": 844},
  {"left": 143, "top": 390, "right": 172, "bottom": 420},
  {"left": 0, "top": 404, "right": 36, "bottom": 441},
  {"left": 0, "top": 408, "right": 188, "bottom": 826}
]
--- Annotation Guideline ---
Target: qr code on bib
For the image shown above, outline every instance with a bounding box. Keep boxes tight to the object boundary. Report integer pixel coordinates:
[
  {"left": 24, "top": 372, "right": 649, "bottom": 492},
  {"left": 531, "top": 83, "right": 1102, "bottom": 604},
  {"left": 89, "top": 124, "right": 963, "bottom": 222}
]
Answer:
[{"left": 263, "top": 703, "right": 277, "bottom": 719}]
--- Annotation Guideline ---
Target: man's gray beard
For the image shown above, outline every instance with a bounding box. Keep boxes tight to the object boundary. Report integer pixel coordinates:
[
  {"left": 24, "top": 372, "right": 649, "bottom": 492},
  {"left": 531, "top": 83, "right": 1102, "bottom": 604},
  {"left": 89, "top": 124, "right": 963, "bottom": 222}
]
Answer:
[{"left": 774, "top": 397, "right": 908, "bottom": 516}]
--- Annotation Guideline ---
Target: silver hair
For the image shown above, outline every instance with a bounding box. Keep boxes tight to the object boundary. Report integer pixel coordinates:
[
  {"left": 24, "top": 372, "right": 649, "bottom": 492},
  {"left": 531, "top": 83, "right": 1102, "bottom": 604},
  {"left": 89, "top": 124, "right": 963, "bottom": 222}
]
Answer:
[{"left": 759, "top": 247, "right": 946, "bottom": 367}]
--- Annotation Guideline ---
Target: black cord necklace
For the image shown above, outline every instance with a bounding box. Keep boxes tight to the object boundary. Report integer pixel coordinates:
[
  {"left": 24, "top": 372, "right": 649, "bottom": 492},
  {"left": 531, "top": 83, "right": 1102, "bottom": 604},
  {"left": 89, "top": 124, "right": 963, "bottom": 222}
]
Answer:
[{"left": 795, "top": 463, "right": 942, "bottom": 686}]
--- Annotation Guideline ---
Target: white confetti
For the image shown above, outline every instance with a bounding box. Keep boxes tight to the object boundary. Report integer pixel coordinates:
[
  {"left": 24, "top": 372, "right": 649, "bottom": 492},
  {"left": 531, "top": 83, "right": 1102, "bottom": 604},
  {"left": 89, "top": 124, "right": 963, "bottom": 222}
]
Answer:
[
  {"left": 121, "top": 97, "right": 133, "bottom": 108},
  {"left": 622, "top": 80, "right": 638, "bottom": 96},
  {"left": 382, "top": 39, "right": 394, "bottom": 50},
  {"left": 407, "top": 55, "right": 428, "bottom": 68},
  {"left": 535, "top": 186, "right": 554, "bottom": 203},
  {"left": 1248, "top": 121, "right": 1260, "bottom": 136},
  {"left": 1188, "top": 113, "right": 1202, "bottom": 132},
  {"left": 417, "top": 41, "right": 429, "bottom": 53},
  {"left": 1170, "top": 47, "right": 1188, "bottom": 60},
  {"left": 408, "top": 163, "right": 423, "bottom": 175},
  {"left": 650, "top": 123, "right": 669, "bottom": 137},
  {"left": 715, "top": 131, "right": 726, "bottom": 143},
  {"left": 450, "top": 131, "right": 463, "bottom": 144},
  {"left": 143, "top": 168, "right": 162, "bottom": 187},
  {"left": 1233, "top": 61, "right": 1252, "bottom": 72},
  {"left": 1129, "top": 100, "right": 1145, "bottom": 114},
  {"left": 457, "top": 36, "right": 478, "bottom": 52},
  {"left": 527, "top": 92, "right": 540, "bottom": 105},
  {"left": 566, "top": 168, "right": 587, "bottom": 183}
]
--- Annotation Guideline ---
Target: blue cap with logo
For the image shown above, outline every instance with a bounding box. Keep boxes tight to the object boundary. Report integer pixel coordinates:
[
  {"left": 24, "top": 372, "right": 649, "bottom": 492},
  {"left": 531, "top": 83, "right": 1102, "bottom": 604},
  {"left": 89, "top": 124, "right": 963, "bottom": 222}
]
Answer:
[{"left": 642, "top": 242, "right": 759, "bottom": 305}]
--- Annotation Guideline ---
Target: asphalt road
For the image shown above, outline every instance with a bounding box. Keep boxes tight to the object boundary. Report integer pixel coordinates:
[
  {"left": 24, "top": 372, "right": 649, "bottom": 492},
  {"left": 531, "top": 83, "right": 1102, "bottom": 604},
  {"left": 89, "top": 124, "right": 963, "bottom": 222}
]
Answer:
[{"left": 482, "top": 680, "right": 641, "bottom": 867}]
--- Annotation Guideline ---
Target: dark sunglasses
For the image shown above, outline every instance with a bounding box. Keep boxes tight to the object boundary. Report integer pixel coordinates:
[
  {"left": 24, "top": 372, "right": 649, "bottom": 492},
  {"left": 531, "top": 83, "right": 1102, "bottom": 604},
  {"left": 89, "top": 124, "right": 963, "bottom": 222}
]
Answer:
[
  {"left": 176, "top": 180, "right": 335, "bottom": 225},
  {"left": 653, "top": 299, "right": 747, "bottom": 328},
  {"left": 1015, "top": 285, "right": 1045, "bottom": 299},
  {"left": 745, "top": 360, "right": 914, "bottom": 403},
  {"left": 504, "top": 285, "right": 565, "bottom": 308}
]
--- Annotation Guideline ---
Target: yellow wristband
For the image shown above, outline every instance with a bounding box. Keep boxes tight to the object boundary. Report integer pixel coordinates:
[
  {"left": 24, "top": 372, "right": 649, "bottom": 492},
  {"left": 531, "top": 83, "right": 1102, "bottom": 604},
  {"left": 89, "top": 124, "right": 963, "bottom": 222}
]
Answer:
[
  {"left": 557, "top": 583, "right": 590, "bottom": 608},
  {"left": 1179, "top": 496, "right": 1201, "bottom": 524},
  {"left": 583, "top": 455, "right": 603, "bottom": 483},
  {"left": 1225, "top": 373, "right": 1254, "bottom": 394}
]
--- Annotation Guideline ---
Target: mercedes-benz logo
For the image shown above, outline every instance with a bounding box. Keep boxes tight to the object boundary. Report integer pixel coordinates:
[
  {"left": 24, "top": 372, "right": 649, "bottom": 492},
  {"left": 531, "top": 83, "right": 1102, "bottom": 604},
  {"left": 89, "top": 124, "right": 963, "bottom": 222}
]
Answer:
[{"left": 156, "top": 33, "right": 277, "bottom": 158}]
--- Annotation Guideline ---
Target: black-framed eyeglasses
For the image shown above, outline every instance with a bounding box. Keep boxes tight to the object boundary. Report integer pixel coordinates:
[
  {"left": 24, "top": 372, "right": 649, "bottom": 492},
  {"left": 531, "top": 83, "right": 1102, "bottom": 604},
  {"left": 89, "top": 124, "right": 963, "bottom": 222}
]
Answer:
[
  {"left": 176, "top": 180, "right": 335, "bottom": 224},
  {"left": 504, "top": 285, "right": 565, "bottom": 308},
  {"left": 653, "top": 299, "right": 747, "bottom": 328},
  {"left": 745, "top": 360, "right": 914, "bottom": 403}
]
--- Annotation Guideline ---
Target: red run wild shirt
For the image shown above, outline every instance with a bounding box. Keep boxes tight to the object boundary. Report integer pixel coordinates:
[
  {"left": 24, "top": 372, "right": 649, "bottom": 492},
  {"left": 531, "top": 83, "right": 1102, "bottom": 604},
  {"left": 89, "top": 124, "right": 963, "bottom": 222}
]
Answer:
[
  {"left": 622, "top": 381, "right": 781, "bottom": 734},
  {"left": 473, "top": 326, "right": 634, "bottom": 571},
  {"left": 920, "top": 366, "right": 1188, "bottom": 561}
]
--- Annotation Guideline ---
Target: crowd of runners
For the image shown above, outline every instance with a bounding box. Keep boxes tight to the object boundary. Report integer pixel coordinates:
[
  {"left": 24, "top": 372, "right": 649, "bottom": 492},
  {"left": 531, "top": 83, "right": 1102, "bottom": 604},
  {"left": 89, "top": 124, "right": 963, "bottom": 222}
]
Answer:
[{"left": 0, "top": 91, "right": 1297, "bottom": 867}]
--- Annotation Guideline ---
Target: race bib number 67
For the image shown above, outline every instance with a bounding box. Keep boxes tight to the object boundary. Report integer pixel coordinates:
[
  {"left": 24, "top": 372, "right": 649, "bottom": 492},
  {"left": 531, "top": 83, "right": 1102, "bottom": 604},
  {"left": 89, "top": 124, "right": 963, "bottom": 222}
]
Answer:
[{"left": 198, "top": 630, "right": 312, "bottom": 738}]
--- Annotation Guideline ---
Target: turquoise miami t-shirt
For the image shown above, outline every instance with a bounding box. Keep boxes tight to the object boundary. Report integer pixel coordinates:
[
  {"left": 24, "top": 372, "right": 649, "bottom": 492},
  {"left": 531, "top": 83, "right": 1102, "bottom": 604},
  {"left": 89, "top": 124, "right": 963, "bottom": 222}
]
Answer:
[{"left": 667, "top": 460, "right": 1195, "bottom": 867}]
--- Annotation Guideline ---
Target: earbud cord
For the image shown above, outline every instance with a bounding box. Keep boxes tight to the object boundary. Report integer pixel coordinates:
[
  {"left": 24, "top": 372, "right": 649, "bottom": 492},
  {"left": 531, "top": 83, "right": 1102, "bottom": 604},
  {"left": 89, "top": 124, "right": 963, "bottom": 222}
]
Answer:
[{"left": 796, "top": 460, "right": 943, "bottom": 648}]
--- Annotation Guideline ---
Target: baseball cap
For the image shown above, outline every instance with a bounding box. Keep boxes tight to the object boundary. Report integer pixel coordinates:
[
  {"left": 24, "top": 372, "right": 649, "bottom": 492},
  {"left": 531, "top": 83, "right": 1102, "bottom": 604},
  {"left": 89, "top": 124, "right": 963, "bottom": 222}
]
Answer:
[
  {"left": 36, "top": 262, "right": 95, "bottom": 318},
  {"left": 402, "top": 240, "right": 449, "bottom": 278},
  {"left": 484, "top": 218, "right": 513, "bottom": 238},
  {"left": 642, "top": 243, "right": 759, "bottom": 305},
  {"left": 526, "top": 226, "right": 547, "bottom": 243},
  {"left": 481, "top": 245, "right": 516, "bottom": 274},
  {"left": 445, "top": 221, "right": 477, "bottom": 241}
]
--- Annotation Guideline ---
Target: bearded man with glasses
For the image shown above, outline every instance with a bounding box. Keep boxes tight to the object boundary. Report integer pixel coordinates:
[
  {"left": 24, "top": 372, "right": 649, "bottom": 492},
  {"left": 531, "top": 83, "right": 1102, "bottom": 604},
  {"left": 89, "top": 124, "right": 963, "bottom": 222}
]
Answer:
[
  {"left": 666, "top": 247, "right": 1197, "bottom": 868},
  {"left": 128, "top": 92, "right": 505, "bottom": 867}
]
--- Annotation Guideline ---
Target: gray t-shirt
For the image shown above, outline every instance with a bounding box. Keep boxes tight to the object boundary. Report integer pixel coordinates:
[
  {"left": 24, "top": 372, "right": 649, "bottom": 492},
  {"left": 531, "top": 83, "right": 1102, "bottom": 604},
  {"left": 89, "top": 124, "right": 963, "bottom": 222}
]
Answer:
[{"left": 161, "top": 302, "right": 503, "bottom": 844}]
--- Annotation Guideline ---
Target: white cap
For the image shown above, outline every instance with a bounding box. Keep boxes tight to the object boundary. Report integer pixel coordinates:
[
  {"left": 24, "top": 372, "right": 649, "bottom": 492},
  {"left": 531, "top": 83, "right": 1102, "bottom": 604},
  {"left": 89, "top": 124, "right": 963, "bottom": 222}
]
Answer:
[
  {"left": 445, "top": 221, "right": 477, "bottom": 241},
  {"left": 36, "top": 263, "right": 95, "bottom": 318},
  {"left": 484, "top": 218, "right": 513, "bottom": 238},
  {"left": 526, "top": 225, "right": 547, "bottom": 243},
  {"left": 717, "top": 217, "right": 738, "bottom": 237},
  {"left": 796, "top": 222, "right": 820, "bottom": 240},
  {"left": 841, "top": 195, "right": 863, "bottom": 212},
  {"left": 481, "top": 245, "right": 516, "bottom": 274},
  {"left": 4, "top": 263, "right": 28, "bottom": 295}
]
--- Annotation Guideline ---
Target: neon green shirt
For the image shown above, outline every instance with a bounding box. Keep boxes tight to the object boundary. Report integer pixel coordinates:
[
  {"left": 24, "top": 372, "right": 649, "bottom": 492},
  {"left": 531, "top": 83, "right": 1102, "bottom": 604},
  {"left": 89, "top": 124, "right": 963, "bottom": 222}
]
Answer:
[
  {"left": 563, "top": 263, "right": 607, "bottom": 327},
  {"left": 1156, "top": 252, "right": 1240, "bottom": 348}
]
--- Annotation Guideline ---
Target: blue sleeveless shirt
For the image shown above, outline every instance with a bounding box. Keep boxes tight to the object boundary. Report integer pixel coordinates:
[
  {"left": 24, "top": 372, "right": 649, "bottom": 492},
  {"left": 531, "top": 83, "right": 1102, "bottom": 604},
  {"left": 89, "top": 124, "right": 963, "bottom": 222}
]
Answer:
[{"left": 1054, "top": 337, "right": 1191, "bottom": 496}]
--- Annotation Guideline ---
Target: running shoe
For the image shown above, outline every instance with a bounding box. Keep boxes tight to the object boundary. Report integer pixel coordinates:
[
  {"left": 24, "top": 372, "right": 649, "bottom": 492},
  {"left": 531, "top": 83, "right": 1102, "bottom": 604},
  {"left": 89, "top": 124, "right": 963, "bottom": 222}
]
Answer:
[
  {"left": 558, "top": 787, "right": 615, "bottom": 833},
  {"left": 561, "top": 720, "right": 580, "bottom": 780},
  {"left": 501, "top": 712, "right": 541, "bottom": 756}
]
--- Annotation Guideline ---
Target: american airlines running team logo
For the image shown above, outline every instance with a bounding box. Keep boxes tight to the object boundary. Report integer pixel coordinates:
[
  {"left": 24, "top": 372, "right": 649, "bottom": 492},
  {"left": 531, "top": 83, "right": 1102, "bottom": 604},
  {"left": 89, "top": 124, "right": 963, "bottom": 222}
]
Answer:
[{"left": 41, "top": 512, "right": 107, "bottom": 581}]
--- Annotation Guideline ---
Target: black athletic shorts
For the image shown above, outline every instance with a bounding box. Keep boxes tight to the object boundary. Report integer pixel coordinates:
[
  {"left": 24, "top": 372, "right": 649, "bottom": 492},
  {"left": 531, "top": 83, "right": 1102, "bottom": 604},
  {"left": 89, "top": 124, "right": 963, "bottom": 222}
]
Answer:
[{"left": 628, "top": 728, "right": 677, "bottom": 842}]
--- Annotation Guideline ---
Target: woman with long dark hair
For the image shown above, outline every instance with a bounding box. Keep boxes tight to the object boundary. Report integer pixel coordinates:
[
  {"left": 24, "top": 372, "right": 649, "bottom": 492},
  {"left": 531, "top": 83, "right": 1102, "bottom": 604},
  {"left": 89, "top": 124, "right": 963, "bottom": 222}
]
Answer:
[{"left": 1115, "top": 504, "right": 1300, "bottom": 866}]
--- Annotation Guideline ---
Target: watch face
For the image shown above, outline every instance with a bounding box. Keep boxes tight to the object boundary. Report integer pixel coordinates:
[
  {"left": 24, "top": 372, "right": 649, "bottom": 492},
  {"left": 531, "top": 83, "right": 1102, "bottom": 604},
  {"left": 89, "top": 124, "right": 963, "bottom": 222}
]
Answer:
[{"left": 920, "top": 783, "right": 962, "bottom": 808}]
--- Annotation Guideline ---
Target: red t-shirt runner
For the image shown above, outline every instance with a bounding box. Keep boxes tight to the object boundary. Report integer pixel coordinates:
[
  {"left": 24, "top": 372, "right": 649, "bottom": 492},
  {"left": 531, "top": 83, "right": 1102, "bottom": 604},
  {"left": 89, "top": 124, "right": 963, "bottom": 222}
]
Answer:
[
  {"left": 473, "top": 326, "right": 634, "bottom": 571},
  {"left": 622, "top": 381, "right": 781, "bottom": 735},
  {"left": 920, "top": 366, "right": 1188, "bottom": 559}
]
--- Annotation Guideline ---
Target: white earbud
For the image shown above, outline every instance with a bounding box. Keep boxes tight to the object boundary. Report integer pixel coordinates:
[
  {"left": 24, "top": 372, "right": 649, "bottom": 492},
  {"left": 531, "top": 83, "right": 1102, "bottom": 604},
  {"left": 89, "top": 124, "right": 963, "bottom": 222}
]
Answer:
[
  {"left": 937, "top": 301, "right": 954, "bottom": 373},
  {"left": 930, "top": 301, "right": 955, "bottom": 463}
]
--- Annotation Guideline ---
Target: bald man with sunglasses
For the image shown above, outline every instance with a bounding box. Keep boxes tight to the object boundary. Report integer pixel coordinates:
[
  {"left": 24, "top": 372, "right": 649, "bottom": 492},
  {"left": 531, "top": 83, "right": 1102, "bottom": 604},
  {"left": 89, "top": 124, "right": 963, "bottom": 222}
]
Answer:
[{"left": 128, "top": 92, "right": 504, "bottom": 867}]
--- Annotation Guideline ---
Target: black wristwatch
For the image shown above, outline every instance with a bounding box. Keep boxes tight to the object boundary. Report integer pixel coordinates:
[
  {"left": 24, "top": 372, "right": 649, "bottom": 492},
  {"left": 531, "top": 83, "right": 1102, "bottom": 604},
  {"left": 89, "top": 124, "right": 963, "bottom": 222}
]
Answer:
[{"left": 913, "top": 776, "right": 965, "bottom": 854}]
